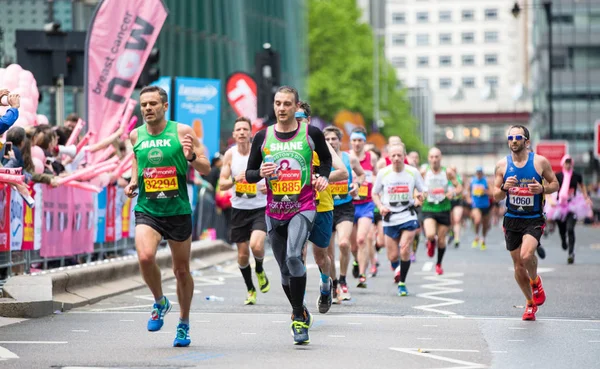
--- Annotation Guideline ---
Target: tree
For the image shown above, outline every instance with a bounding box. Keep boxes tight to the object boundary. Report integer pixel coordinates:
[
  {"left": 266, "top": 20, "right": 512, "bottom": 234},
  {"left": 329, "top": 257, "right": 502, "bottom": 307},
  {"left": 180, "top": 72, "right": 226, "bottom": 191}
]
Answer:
[{"left": 307, "top": 0, "right": 426, "bottom": 154}]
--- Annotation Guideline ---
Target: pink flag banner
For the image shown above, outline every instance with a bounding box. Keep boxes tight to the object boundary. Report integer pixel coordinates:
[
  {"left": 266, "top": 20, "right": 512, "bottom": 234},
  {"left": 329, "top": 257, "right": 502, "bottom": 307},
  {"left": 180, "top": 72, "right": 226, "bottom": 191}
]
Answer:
[{"left": 85, "top": 0, "right": 169, "bottom": 147}]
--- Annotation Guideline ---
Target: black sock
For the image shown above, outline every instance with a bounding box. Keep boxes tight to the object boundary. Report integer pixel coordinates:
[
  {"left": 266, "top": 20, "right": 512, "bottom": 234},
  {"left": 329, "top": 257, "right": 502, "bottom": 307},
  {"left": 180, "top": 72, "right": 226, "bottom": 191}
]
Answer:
[
  {"left": 239, "top": 264, "right": 255, "bottom": 291},
  {"left": 282, "top": 284, "right": 293, "bottom": 305},
  {"left": 437, "top": 247, "right": 446, "bottom": 265},
  {"left": 290, "top": 275, "right": 307, "bottom": 318},
  {"left": 339, "top": 275, "right": 346, "bottom": 284},
  {"left": 255, "top": 257, "right": 264, "bottom": 273},
  {"left": 400, "top": 260, "right": 411, "bottom": 283}
]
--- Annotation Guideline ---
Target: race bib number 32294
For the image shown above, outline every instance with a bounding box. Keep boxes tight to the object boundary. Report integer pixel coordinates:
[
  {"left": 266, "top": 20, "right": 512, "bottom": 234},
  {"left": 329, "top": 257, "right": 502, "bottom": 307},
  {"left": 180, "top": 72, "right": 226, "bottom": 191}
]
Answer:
[{"left": 143, "top": 166, "right": 179, "bottom": 199}]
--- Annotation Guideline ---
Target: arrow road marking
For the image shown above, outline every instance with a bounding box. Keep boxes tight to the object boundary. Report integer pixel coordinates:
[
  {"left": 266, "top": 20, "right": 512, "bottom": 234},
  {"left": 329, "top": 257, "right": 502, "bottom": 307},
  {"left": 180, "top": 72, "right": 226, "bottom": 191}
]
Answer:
[
  {"left": 0, "top": 345, "right": 19, "bottom": 360},
  {"left": 413, "top": 272, "right": 465, "bottom": 316}
]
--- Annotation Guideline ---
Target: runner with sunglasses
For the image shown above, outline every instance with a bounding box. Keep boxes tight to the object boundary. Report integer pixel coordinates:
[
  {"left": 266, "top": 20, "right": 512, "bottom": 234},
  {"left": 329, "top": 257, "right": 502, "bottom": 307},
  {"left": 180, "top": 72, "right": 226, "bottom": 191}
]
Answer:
[{"left": 493, "top": 125, "right": 558, "bottom": 321}]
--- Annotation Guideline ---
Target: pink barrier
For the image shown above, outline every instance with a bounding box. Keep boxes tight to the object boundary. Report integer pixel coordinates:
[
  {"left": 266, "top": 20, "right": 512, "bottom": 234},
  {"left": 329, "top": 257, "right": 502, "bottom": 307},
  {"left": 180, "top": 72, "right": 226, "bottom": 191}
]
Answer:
[
  {"left": 0, "top": 167, "right": 22, "bottom": 175},
  {"left": 0, "top": 173, "right": 24, "bottom": 184}
]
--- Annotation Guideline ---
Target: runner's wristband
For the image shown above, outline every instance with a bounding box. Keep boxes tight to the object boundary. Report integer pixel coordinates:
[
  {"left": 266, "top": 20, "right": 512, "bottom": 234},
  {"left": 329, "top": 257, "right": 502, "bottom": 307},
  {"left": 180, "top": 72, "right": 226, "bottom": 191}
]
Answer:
[
  {"left": 500, "top": 183, "right": 508, "bottom": 192},
  {"left": 187, "top": 152, "right": 197, "bottom": 162}
]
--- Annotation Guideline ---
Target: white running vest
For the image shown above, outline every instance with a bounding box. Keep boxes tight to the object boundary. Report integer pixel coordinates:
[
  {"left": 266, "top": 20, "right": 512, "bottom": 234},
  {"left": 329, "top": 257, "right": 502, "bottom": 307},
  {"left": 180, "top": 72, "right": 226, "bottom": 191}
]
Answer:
[{"left": 230, "top": 147, "right": 267, "bottom": 210}]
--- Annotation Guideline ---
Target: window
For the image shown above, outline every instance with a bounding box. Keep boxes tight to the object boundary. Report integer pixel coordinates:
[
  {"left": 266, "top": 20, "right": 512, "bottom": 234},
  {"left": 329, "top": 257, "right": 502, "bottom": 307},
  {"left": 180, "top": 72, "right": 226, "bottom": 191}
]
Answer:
[
  {"left": 462, "top": 77, "right": 475, "bottom": 88},
  {"left": 485, "top": 54, "right": 498, "bottom": 65},
  {"left": 439, "top": 78, "right": 452, "bottom": 89},
  {"left": 484, "top": 31, "right": 498, "bottom": 43},
  {"left": 416, "top": 33, "right": 430, "bottom": 46},
  {"left": 393, "top": 33, "right": 406, "bottom": 46},
  {"left": 485, "top": 76, "right": 499, "bottom": 87},
  {"left": 552, "top": 14, "right": 574, "bottom": 24},
  {"left": 392, "top": 56, "right": 406, "bottom": 68},
  {"left": 392, "top": 12, "right": 406, "bottom": 24},
  {"left": 417, "top": 56, "right": 429, "bottom": 67},
  {"left": 461, "top": 32, "right": 474, "bottom": 43},
  {"left": 417, "top": 78, "right": 429, "bottom": 87},
  {"left": 417, "top": 12, "right": 429, "bottom": 23},
  {"left": 439, "top": 55, "right": 452, "bottom": 67},
  {"left": 462, "top": 54, "right": 475, "bottom": 66},
  {"left": 439, "top": 33, "right": 452, "bottom": 44},
  {"left": 462, "top": 9, "right": 474, "bottom": 21},
  {"left": 439, "top": 10, "right": 452, "bottom": 22},
  {"left": 484, "top": 8, "right": 498, "bottom": 20}
]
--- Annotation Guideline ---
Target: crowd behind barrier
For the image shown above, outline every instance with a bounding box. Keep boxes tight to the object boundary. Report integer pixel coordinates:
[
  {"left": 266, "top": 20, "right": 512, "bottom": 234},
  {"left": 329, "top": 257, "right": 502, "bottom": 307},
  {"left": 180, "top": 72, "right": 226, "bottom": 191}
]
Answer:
[{"left": 0, "top": 179, "right": 228, "bottom": 291}]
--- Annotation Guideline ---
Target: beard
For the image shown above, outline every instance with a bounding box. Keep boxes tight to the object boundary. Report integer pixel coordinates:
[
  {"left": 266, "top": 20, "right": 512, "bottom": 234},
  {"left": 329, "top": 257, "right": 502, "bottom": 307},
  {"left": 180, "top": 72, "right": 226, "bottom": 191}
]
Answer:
[{"left": 510, "top": 143, "right": 526, "bottom": 153}]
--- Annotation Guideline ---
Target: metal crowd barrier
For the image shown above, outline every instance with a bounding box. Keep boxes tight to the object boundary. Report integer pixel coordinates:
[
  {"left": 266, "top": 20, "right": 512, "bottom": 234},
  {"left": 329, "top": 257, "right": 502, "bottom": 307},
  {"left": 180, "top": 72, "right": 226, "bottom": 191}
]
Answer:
[{"left": 0, "top": 181, "right": 228, "bottom": 293}]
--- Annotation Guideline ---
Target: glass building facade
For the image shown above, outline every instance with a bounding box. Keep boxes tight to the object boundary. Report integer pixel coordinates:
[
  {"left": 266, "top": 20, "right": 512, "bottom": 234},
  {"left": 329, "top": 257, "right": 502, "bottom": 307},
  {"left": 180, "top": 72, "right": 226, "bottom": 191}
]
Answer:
[{"left": 530, "top": 0, "right": 600, "bottom": 165}]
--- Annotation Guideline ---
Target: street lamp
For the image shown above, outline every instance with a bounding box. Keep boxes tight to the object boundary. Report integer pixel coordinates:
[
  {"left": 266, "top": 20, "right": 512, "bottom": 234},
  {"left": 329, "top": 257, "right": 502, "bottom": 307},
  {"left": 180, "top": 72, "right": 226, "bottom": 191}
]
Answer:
[{"left": 512, "top": 1, "right": 554, "bottom": 140}]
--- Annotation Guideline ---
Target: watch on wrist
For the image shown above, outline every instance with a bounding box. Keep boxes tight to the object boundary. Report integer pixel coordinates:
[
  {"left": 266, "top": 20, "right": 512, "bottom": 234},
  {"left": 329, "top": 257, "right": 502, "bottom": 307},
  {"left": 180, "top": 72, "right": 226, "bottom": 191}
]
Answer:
[
  {"left": 187, "top": 152, "right": 197, "bottom": 162},
  {"left": 501, "top": 183, "right": 508, "bottom": 192}
]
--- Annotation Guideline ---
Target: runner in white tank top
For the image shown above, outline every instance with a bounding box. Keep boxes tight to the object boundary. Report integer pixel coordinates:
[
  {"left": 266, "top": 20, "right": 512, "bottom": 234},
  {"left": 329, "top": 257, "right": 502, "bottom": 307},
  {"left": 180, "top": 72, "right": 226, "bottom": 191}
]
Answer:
[{"left": 219, "top": 117, "right": 270, "bottom": 305}]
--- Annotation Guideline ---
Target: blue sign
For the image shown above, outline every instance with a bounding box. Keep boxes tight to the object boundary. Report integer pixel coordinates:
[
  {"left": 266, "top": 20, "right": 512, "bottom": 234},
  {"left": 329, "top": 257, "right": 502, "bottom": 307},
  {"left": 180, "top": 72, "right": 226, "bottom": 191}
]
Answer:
[
  {"left": 150, "top": 77, "right": 172, "bottom": 121},
  {"left": 95, "top": 187, "right": 107, "bottom": 243},
  {"left": 174, "top": 77, "right": 221, "bottom": 160}
]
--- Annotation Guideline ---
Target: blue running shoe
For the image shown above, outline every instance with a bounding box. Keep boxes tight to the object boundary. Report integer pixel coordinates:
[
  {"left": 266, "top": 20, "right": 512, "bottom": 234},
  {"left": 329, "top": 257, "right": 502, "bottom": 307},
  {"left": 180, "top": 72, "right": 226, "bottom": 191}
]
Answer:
[
  {"left": 147, "top": 297, "right": 172, "bottom": 332},
  {"left": 173, "top": 323, "right": 191, "bottom": 347},
  {"left": 398, "top": 283, "right": 408, "bottom": 296}
]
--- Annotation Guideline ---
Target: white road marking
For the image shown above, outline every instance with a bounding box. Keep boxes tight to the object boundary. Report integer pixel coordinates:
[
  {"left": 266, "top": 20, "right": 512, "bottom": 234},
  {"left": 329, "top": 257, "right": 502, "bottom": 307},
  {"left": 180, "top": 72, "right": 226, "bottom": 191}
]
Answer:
[
  {"left": 0, "top": 341, "right": 68, "bottom": 344},
  {"left": 329, "top": 335, "right": 345, "bottom": 338},
  {"left": 421, "top": 262, "right": 434, "bottom": 272},
  {"left": 508, "top": 327, "right": 526, "bottom": 330},
  {"left": 0, "top": 346, "right": 19, "bottom": 360},
  {"left": 508, "top": 267, "right": 554, "bottom": 274},
  {"left": 492, "top": 351, "right": 508, "bottom": 353},
  {"left": 347, "top": 322, "right": 362, "bottom": 325},
  {"left": 134, "top": 292, "right": 177, "bottom": 302},
  {"left": 71, "top": 330, "right": 89, "bottom": 332},
  {"left": 390, "top": 348, "right": 485, "bottom": 369},
  {"left": 413, "top": 272, "right": 465, "bottom": 316}
]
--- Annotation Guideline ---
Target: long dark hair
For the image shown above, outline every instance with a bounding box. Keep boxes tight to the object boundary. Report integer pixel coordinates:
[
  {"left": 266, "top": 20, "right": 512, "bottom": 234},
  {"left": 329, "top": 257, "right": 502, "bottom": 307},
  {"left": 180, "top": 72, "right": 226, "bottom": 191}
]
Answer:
[{"left": 21, "top": 137, "right": 35, "bottom": 173}]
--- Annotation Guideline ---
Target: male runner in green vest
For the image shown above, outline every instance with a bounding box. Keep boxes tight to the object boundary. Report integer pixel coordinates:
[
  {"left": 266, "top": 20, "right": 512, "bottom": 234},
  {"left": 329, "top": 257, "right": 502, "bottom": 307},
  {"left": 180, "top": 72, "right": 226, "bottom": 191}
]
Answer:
[{"left": 125, "top": 86, "right": 210, "bottom": 347}]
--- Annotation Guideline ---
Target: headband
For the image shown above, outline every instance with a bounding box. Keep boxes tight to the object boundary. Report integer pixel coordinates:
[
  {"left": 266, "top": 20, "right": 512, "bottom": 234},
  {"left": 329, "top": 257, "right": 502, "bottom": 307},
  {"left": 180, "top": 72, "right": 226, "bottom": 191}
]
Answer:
[
  {"left": 295, "top": 111, "right": 308, "bottom": 119},
  {"left": 350, "top": 132, "right": 367, "bottom": 141}
]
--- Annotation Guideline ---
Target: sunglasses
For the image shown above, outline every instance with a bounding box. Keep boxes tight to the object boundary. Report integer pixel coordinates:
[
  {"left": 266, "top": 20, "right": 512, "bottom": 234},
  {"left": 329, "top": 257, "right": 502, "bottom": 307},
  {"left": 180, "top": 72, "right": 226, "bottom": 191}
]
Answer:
[{"left": 507, "top": 135, "right": 527, "bottom": 141}]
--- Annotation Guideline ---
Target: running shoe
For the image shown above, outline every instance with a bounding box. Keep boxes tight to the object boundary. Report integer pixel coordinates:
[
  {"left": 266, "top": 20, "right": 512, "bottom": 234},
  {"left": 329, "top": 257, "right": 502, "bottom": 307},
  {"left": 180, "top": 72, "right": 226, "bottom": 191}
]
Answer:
[
  {"left": 480, "top": 241, "right": 487, "bottom": 251},
  {"left": 339, "top": 282, "right": 351, "bottom": 301},
  {"left": 256, "top": 270, "right": 270, "bottom": 293},
  {"left": 568, "top": 254, "right": 574, "bottom": 264},
  {"left": 447, "top": 230, "right": 455, "bottom": 245},
  {"left": 435, "top": 264, "right": 444, "bottom": 275},
  {"left": 393, "top": 266, "right": 401, "bottom": 284},
  {"left": 427, "top": 239, "right": 436, "bottom": 258},
  {"left": 522, "top": 303, "right": 538, "bottom": 321},
  {"left": 147, "top": 297, "right": 172, "bottom": 332},
  {"left": 397, "top": 282, "right": 408, "bottom": 296},
  {"left": 317, "top": 278, "right": 333, "bottom": 314},
  {"left": 370, "top": 264, "right": 378, "bottom": 277},
  {"left": 454, "top": 240, "right": 460, "bottom": 249},
  {"left": 290, "top": 308, "right": 312, "bottom": 345},
  {"left": 536, "top": 245, "right": 546, "bottom": 259},
  {"left": 472, "top": 239, "right": 479, "bottom": 248},
  {"left": 410, "top": 252, "right": 416, "bottom": 263},
  {"left": 244, "top": 289, "right": 257, "bottom": 305},
  {"left": 561, "top": 240, "right": 568, "bottom": 251},
  {"left": 332, "top": 285, "right": 340, "bottom": 304},
  {"left": 173, "top": 323, "right": 191, "bottom": 347},
  {"left": 357, "top": 274, "right": 367, "bottom": 288},
  {"left": 352, "top": 261, "right": 360, "bottom": 278},
  {"left": 530, "top": 276, "right": 546, "bottom": 306}
]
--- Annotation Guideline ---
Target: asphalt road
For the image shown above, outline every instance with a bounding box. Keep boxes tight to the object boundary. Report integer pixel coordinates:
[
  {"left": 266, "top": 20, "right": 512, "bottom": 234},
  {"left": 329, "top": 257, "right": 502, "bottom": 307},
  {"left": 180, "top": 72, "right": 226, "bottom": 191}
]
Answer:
[{"left": 1, "top": 221, "right": 600, "bottom": 369}]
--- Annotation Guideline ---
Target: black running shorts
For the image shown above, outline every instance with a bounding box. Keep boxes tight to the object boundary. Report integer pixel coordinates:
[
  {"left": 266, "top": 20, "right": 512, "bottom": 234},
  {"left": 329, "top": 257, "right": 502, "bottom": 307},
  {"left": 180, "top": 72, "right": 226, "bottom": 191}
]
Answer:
[
  {"left": 503, "top": 216, "right": 545, "bottom": 252},
  {"left": 135, "top": 211, "right": 192, "bottom": 242},
  {"left": 333, "top": 201, "right": 355, "bottom": 230},
  {"left": 229, "top": 207, "right": 267, "bottom": 243}
]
